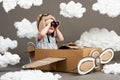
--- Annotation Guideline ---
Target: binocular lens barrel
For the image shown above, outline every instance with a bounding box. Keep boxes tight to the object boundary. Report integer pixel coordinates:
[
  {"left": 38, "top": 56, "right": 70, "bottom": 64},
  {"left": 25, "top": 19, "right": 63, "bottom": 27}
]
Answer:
[{"left": 51, "top": 21, "right": 59, "bottom": 28}]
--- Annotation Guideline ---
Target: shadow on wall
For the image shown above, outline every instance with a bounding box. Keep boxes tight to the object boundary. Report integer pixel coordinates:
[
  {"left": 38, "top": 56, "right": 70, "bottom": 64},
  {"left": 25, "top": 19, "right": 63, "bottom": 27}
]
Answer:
[{"left": 112, "top": 51, "right": 120, "bottom": 63}]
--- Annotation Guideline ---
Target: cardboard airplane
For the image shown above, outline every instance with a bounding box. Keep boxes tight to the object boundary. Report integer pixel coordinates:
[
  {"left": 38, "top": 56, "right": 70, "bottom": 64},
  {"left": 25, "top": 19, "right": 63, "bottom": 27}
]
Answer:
[{"left": 22, "top": 43, "right": 114, "bottom": 75}]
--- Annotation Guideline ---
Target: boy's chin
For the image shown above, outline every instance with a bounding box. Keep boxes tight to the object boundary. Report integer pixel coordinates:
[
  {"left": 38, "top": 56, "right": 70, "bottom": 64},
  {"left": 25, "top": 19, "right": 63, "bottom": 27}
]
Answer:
[{"left": 48, "top": 30, "right": 54, "bottom": 34}]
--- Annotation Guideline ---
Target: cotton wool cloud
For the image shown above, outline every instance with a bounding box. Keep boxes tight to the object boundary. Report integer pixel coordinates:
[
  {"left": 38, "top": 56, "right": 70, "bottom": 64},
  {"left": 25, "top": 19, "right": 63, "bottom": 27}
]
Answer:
[
  {"left": 0, "top": 0, "right": 43, "bottom": 13},
  {"left": 60, "top": 1, "right": 86, "bottom": 18},
  {"left": 75, "top": 27, "right": 120, "bottom": 51},
  {"left": 102, "top": 63, "right": 120, "bottom": 75},
  {"left": 0, "top": 70, "right": 62, "bottom": 80},
  {"left": 0, "top": 0, "right": 2, "bottom": 3},
  {"left": 0, "top": 36, "right": 20, "bottom": 68},
  {"left": 14, "top": 18, "right": 38, "bottom": 39},
  {"left": 2, "top": 0, "right": 17, "bottom": 13},
  {"left": 92, "top": 0, "right": 120, "bottom": 18},
  {"left": 0, "top": 52, "right": 20, "bottom": 68},
  {"left": 0, "top": 36, "right": 17, "bottom": 53}
]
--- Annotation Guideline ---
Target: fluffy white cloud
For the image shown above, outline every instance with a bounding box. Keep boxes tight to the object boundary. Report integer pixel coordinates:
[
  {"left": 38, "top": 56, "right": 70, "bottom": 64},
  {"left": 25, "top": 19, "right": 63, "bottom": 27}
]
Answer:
[
  {"left": 0, "top": 70, "right": 61, "bottom": 80},
  {"left": 0, "top": 0, "right": 2, "bottom": 3},
  {"left": 0, "top": 52, "right": 20, "bottom": 68},
  {"left": 14, "top": 18, "right": 38, "bottom": 39},
  {"left": 1, "top": 0, "right": 43, "bottom": 13},
  {"left": 0, "top": 36, "right": 17, "bottom": 53},
  {"left": 60, "top": 1, "right": 86, "bottom": 18},
  {"left": 92, "top": 0, "right": 120, "bottom": 18},
  {"left": 2, "top": 0, "right": 17, "bottom": 13},
  {"left": 0, "top": 36, "right": 20, "bottom": 68},
  {"left": 75, "top": 27, "right": 120, "bottom": 51},
  {"left": 102, "top": 63, "right": 120, "bottom": 75},
  {"left": 33, "top": 0, "right": 43, "bottom": 6},
  {"left": 17, "top": 0, "right": 33, "bottom": 9}
]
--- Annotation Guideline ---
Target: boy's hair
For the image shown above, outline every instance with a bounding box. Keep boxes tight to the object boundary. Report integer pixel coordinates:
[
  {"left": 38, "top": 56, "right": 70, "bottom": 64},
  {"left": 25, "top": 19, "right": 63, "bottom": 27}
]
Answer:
[{"left": 37, "top": 14, "right": 56, "bottom": 31}]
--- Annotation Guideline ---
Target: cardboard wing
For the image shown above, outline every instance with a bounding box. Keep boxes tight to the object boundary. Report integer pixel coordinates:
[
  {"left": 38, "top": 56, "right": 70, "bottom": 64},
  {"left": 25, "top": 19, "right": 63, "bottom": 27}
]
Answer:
[{"left": 22, "top": 57, "right": 66, "bottom": 69}]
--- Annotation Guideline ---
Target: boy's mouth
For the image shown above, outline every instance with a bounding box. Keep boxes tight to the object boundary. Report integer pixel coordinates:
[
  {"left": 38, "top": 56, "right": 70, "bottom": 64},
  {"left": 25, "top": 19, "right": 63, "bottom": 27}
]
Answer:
[{"left": 49, "top": 27, "right": 54, "bottom": 30}]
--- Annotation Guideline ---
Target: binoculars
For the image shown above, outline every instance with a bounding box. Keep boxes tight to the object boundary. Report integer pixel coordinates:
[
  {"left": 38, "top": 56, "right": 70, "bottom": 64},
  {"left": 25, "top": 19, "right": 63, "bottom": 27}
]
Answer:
[{"left": 51, "top": 21, "right": 59, "bottom": 28}]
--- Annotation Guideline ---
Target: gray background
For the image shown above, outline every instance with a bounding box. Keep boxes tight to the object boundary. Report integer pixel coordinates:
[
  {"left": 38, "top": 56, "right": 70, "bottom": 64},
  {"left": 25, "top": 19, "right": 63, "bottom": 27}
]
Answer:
[{"left": 0, "top": 0, "right": 120, "bottom": 66}]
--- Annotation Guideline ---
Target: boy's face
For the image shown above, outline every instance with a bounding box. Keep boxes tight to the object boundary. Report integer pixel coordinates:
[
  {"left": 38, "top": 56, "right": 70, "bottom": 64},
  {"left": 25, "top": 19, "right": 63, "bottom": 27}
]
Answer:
[{"left": 45, "top": 19, "right": 55, "bottom": 34}]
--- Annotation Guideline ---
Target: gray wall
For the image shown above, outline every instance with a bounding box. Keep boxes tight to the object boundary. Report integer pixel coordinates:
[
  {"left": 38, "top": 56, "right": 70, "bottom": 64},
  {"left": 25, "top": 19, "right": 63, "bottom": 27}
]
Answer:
[{"left": 0, "top": 0, "right": 120, "bottom": 65}]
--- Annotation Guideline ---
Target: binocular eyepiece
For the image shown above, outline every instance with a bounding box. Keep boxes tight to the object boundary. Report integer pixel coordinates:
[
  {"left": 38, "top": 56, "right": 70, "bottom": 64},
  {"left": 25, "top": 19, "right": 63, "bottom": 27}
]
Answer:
[{"left": 51, "top": 21, "right": 59, "bottom": 28}]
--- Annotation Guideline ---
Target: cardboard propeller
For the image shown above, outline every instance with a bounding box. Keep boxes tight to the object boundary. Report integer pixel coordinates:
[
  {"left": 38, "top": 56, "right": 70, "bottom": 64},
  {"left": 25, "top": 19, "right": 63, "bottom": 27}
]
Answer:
[{"left": 77, "top": 48, "right": 114, "bottom": 75}]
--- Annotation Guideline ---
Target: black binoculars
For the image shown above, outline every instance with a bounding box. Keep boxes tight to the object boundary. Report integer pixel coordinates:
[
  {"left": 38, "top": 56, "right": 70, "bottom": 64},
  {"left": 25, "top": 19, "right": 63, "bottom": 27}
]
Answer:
[{"left": 51, "top": 21, "right": 59, "bottom": 28}]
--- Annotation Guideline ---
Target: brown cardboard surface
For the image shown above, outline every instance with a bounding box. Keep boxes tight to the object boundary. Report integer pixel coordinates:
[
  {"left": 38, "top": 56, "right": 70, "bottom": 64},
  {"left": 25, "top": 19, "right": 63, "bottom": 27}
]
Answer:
[
  {"left": 23, "top": 57, "right": 66, "bottom": 68},
  {"left": 28, "top": 47, "right": 102, "bottom": 73}
]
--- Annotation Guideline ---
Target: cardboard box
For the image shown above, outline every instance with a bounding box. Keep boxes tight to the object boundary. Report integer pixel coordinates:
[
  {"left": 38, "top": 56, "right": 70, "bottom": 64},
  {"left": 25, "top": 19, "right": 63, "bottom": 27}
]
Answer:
[{"left": 28, "top": 47, "right": 102, "bottom": 73}]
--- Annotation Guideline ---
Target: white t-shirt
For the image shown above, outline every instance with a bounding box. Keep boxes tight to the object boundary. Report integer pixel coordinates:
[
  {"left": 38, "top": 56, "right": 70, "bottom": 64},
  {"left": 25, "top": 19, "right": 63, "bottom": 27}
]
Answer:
[{"left": 36, "top": 33, "right": 58, "bottom": 49}]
